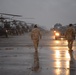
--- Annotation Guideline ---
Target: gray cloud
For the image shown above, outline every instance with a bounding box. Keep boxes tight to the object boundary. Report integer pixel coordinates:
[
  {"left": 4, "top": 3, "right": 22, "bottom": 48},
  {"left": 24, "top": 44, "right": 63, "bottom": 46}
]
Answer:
[{"left": 0, "top": 0, "right": 76, "bottom": 30}]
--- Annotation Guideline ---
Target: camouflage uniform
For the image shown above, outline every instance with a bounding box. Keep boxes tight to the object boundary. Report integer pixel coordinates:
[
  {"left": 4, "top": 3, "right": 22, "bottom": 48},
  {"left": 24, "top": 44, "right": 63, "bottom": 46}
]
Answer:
[
  {"left": 31, "top": 28, "right": 41, "bottom": 51},
  {"left": 65, "top": 26, "right": 75, "bottom": 50}
]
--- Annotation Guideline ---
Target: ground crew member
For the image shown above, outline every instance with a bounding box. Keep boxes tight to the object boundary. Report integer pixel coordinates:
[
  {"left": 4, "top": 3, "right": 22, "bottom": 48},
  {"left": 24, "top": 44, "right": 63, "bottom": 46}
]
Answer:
[
  {"left": 65, "top": 24, "right": 75, "bottom": 51},
  {"left": 31, "top": 24, "right": 42, "bottom": 52}
]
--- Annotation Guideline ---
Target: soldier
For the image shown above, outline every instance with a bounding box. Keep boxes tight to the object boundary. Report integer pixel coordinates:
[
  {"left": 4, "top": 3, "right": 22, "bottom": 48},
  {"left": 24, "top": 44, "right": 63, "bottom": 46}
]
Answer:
[
  {"left": 31, "top": 24, "right": 42, "bottom": 52},
  {"left": 65, "top": 24, "right": 75, "bottom": 51}
]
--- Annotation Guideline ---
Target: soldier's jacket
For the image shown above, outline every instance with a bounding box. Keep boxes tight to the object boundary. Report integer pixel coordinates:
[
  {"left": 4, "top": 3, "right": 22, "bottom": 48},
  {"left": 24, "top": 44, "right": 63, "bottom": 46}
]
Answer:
[
  {"left": 31, "top": 28, "right": 41, "bottom": 40},
  {"left": 65, "top": 27, "right": 75, "bottom": 40}
]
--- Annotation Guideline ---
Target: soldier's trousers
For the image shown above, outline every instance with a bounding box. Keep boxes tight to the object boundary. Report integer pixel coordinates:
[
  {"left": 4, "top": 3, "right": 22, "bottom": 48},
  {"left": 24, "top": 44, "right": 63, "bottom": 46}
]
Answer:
[
  {"left": 33, "top": 39, "right": 39, "bottom": 51},
  {"left": 67, "top": 40, "right": 73, "bottom": 50}
]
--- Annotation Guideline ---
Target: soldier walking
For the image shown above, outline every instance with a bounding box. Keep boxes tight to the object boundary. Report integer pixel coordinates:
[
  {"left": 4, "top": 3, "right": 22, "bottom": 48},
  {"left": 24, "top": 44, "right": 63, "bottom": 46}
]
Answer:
[
  {"left": 65, "top": 24, "right": 75, "bottom": 51},
  {"left": 31, "top": 24, "right": 42, "bottom": 52}
]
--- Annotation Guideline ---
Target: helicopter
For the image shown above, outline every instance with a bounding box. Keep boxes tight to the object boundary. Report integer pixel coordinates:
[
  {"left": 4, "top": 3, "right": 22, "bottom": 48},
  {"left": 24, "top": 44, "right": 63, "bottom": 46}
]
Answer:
[
  {"left": 0, "top": 15, "right": 10, "bottom": 37},
  {"left": 0, "top": 13, "right": 22, "bottom": 37},
  {"left": 0, "top": 13, "right": 35, "bottom": 36}
]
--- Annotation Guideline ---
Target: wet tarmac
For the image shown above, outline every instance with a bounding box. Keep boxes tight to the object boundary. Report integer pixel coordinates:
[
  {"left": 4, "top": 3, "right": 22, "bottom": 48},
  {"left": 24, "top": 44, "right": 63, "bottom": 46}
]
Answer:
[{"left": 0, "top": 32, "right": 76, "bottom": 75}]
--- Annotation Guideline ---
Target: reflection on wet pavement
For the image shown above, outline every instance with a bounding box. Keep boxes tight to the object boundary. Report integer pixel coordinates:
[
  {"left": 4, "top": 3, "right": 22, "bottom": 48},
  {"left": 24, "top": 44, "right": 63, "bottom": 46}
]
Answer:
[
  {"left": 34, "top": 39, "right": 76, "bottom": 75},
  {"left": 54, "top": 49, "right": 70, "bottom": 75},
  {"left": 0, "top": 33, "right": 76, "bottom": 75},
  {"left": 32, "top": 51, "right": 40, "bottom": 72},
  {"left": 50, "top": 39, "right": 76, "bottom": 75}
]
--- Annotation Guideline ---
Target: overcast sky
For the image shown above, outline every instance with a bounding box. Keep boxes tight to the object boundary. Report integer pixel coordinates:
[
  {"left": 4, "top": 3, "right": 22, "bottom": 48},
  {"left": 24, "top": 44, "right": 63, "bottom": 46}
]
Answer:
[{"left": 0, "top": 0, "right": 76, "bottom": 30}]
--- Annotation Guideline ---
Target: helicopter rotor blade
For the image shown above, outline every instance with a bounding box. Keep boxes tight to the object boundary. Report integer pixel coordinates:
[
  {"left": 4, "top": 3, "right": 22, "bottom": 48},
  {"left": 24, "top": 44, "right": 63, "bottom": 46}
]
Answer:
[
  {"left": 0, "top": 13, "right": 22, "bottom": 17},
  {"left": 0, "top": 17, "right": 11, "bottom": 20}
]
